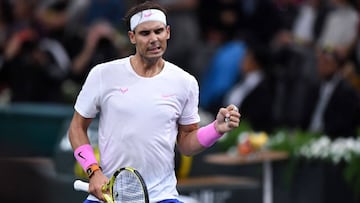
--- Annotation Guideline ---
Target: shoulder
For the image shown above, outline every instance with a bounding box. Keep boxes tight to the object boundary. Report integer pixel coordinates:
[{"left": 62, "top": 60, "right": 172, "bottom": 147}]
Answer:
[
  {"left": 165, "top": 61, "right": 196, "bottom": 80},
  {"left": 165, "top": 61, "right": 198, "bottom": 88},
  {"left": 95, "top": 57, "right": 128, "bottom": 69},
  {"left": 333, "top": 79, "right": 360, "bottom": 103},
  {"left": 89, "top": 57, "right": 129, "bottom": 75}
]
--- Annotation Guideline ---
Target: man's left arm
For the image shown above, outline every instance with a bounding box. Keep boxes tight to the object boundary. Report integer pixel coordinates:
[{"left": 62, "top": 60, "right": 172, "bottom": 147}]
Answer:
[{"left": 177, "top": 105, "right": 240, "bottom": 156}]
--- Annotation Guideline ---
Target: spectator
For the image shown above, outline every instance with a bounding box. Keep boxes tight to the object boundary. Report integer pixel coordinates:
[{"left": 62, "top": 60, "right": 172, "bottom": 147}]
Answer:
[
  {"left": 223, "top": 40, "right": 275, "bottom": 132},
  {"left": 70, "top": 20, "right": 120, "bottom": 84},
  {"left": 199, "top": 38, "right": 246, "bottom": 116},
  {"left": 317, "top": 0, "right": 359, "bottom": 59},
  {"left": 270, "top": 0, "right": 329, "bottom": 128},
  {"left": 236, "top": 0, "right": 284, "bottom": 45},
  {"left": 307, "top": 48, "right": 360, "bottom": 138},
  {"left": 197, "top": 0, "right": 239, "bottom": 42},
  {"left": 0, "top": 0, "right": 70, "bottom": 103}
]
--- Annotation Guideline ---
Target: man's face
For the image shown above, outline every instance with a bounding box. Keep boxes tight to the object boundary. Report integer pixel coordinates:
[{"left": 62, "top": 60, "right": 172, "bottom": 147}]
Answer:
[
  {"left": 129, "top": 21, "right": 170, "bottom": 60},
  {"left": 316, "top": 50, "right": 338, "bottom": 80}
]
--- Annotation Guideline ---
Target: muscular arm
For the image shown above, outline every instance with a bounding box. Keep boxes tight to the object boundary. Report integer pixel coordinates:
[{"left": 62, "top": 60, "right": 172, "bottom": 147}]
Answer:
[
  {"left": 177, "top": 123, "right": 205, "bottom": 156},
  {"left": 68, "top": 111, "right": 108, "bottom": 201},
  {"left": 68, "top": 111, "right": 93, "bottom": 149}
]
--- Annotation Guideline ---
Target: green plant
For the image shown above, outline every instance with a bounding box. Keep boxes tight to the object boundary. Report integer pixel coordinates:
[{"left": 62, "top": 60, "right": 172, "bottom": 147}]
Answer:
[
  {"left": 268, "top": 130, "right": 360, "bottom": 198},
  {"left": 344, "top": 153, "right": 360, "bottom": 198},
  {"left": 216, "top": 124, "right": 360, "bottom": 197}
]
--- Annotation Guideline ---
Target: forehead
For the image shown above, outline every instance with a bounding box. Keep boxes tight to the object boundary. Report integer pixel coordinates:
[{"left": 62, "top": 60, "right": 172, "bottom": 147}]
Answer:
[{"left": 135, "top": 21, "right": 166, "bottom": 32}]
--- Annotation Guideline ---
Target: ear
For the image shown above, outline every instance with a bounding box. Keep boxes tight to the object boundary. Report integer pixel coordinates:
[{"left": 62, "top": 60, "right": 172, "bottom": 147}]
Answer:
[
  {"left": 128, "top": 31, "right": 136, "bottom": 44},
  {"left": 166, "top": 25, "right": 170, "bottom": 40}
]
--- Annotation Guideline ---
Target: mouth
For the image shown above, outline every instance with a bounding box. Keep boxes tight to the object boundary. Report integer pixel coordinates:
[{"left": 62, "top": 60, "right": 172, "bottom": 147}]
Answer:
[{"left": 148, "top": 46, "right": 161, "bottom": 53}]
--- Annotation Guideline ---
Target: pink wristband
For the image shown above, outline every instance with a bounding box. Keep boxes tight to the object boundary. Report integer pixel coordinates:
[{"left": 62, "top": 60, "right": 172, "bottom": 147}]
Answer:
[
  {"left": 74, "top": 144, "right": 98, "bottom": 171},
  {"left": 197, "top": 121, "right": 223, "bottom": 147}
]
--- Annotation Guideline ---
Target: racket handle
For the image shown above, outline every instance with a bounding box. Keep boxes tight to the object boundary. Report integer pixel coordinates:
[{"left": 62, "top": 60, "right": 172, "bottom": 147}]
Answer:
[{"left": 74, "top": 180, "right": 89, "bottom": 192}]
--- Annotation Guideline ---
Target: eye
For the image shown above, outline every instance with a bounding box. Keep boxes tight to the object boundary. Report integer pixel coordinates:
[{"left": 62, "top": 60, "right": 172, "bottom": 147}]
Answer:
[
  {"left": 154, "top": 28, "right": 164, "bottom": 34},
  {"left": 139, "top": 31, "right": 150, "bottom": 36}
]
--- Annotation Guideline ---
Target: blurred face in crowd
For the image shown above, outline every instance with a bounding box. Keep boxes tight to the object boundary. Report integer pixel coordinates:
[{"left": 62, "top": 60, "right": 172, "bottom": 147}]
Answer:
[
  {"left": 128, "top": 21, "right": 170, "bottom": 61},
  {"left": 13, "top": 0, "right": 35, "bottom": 21},
  {"left": 316, "top": 49, "right": 338, "bottom": 80},
  {"left": 242, "top": 50, "right": 260, "bottom": 74}
]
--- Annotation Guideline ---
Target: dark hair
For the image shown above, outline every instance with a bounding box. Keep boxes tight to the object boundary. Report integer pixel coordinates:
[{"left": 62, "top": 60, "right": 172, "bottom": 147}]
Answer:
[{"left": 123, "top": 1, "right": 167, "bottom": 31}]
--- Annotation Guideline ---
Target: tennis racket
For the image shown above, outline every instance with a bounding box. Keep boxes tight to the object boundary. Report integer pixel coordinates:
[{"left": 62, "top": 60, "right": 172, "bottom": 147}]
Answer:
[{"left": 74, "top": 167, "right": 149, "bottom": 203}]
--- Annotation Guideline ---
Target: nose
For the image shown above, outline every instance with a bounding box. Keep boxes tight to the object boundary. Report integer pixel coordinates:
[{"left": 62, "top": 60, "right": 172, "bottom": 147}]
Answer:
[{"left": 149, "top": 32, "right": 158, "bottom": 43}]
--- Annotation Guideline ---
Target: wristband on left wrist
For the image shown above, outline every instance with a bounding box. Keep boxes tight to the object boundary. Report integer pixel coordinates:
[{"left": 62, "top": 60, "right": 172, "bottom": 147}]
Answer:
[{"left": 196, "top": 121, "right": 223, "bottom": 148}]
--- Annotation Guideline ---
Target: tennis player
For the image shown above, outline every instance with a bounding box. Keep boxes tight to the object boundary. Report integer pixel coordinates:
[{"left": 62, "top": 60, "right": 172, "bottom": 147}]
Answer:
[{"left": 68, "top": 1, "right": 241, "bottom": 203}]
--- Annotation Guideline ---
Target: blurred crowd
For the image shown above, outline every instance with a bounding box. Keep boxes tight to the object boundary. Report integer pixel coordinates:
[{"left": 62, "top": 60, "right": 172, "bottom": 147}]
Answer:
[{"left": 0, "top": 0, "right": 360, "bottom": 138}]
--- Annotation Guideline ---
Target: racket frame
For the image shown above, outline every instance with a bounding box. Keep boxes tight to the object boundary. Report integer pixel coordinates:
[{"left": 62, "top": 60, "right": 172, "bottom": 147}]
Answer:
[
  {"left": 74, "top": 167, "right": 149, "bottom": 203},
  {"left": 103, "top": 167, "right": 149, "bottom": 203}
]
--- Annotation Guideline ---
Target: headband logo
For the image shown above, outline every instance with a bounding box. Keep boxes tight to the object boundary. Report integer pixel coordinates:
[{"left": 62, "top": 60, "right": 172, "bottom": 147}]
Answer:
[{"left": 143, "top": 10, "right": 153, "bottom": 18}]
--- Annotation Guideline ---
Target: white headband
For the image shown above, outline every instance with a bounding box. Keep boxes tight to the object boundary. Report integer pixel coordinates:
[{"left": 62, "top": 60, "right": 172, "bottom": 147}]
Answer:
[{"left": 130, "top": 9, "right": 167, "bottom": 31}]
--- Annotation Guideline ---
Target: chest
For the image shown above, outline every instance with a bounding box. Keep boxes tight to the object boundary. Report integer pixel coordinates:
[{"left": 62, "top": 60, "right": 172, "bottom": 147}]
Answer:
[{"left": 101, "top": 77, "right": 186, "bottom": 123}]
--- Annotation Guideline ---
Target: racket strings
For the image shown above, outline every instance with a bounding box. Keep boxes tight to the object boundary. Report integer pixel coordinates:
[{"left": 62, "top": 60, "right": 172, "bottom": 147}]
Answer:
[{"left": 113, "top": 170, "right": 146, "bottom": 203}]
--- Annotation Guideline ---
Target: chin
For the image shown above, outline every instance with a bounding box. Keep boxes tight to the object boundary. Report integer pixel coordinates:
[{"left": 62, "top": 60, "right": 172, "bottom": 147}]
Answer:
[
  {"left": 148, "top": 52, "right": 164, "bottom": 59},
  {"left": 144, "top": 55, "right": 162, "bottom": 63}
]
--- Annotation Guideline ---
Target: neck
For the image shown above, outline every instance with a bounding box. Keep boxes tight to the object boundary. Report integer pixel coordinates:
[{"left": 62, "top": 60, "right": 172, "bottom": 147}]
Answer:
[{"left": 130, "top": 55, "right": 165, "bottom": 77}]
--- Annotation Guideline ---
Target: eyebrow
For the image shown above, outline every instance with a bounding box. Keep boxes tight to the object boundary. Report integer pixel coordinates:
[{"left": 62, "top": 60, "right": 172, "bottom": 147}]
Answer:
[{"left": 138, "top": 27, "right": 165, "bottom": 34}]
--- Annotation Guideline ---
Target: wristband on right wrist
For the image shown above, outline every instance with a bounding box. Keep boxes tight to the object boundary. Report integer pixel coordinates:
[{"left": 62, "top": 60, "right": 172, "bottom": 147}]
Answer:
[
  {"left": 74, "top": 144, "right": 98, "bottom": 172},
  {"left": 196, "top": 121, "right": 223, "bottom": 148}
]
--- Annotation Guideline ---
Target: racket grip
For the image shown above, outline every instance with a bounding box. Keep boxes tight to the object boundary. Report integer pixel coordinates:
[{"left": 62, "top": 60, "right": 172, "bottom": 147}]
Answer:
[{"left": 74, "top": 180, "right": 89, "bottom": 192}]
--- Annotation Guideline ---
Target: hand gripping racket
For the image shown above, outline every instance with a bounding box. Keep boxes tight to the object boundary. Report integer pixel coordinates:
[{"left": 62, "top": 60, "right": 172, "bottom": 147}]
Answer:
[{"left": 74, "top": 167, "right": 149, "bottom": 203}]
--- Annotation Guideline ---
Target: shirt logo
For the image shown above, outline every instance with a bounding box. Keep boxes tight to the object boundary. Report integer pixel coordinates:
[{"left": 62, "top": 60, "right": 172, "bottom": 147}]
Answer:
[
  {"left": 120, "top": 88, "right": 128, "bottom": 94},
  {"left": 161, "top": 94, "right": 176, "bottom": 98}
]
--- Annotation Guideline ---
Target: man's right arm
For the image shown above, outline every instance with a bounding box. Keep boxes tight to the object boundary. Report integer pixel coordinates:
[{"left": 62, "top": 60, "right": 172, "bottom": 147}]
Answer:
[
  {"left": 68, "top": 111, "right": 108, "bottom": 201},
  {"left": 68, "top": 111, "right": 92, "bottom": 149}
]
